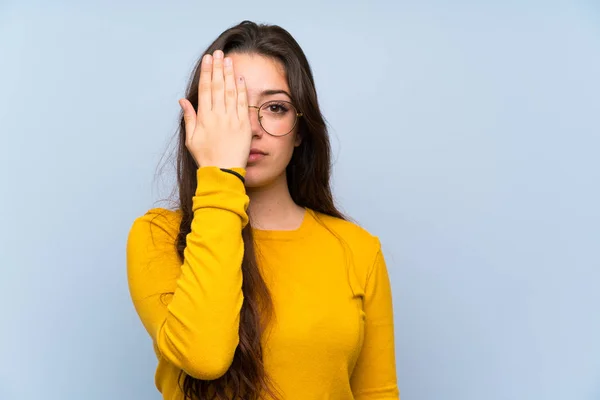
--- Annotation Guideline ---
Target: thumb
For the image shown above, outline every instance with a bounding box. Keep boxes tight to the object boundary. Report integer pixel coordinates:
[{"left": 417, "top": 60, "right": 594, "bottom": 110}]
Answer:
[{"left": 179, "top": 99, "right": 196, "bottom": 139}]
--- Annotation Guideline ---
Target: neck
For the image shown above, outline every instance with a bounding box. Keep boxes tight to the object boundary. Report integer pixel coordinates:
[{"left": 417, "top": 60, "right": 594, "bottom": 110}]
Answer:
[{"left": 247, "top": 174, "right": 304, "bottom": 231}]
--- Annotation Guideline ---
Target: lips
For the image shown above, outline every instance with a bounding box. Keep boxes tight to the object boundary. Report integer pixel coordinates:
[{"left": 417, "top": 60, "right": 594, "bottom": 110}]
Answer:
[
  {"left": 249, "top": 149, "right": 267, "bottom": 155},
  {"left": 248, "top": 149, "right": 267, "bottom": 163}
]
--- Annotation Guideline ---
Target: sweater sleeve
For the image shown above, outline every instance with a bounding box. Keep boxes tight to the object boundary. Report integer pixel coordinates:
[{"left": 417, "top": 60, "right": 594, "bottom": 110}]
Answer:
[
  {"left": 126, "top": 166, "right": 248, "bottom": 380},
  {"left": 350, "top": 240, "right": 400, "bottom": 399}
]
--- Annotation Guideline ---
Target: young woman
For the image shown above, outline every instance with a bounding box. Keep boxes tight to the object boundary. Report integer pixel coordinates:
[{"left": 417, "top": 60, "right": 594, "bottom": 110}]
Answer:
[{"left": 127, "top": 20, "right": 399, "bottom": 400}]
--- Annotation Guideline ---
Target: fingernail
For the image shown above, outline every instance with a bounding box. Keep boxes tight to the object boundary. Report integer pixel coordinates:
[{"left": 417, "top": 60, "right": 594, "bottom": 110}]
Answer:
[
  {"left": 203, "top": 54, "right": 212, "bottom": 64},
  {"left": 214, "top": 50, "right": 223, "bottom": 59},
  {"left": 224, "top": 57, "right": 231, "bottom": 67}
]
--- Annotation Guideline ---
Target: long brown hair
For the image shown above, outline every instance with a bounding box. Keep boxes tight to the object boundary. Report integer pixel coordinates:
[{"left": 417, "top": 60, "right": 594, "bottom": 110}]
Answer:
[{"left": 172, "top": 20, "right": 345, "bottom": 399}]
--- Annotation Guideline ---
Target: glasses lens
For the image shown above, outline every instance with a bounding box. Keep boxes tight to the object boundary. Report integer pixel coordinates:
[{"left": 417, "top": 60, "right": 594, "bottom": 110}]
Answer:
[{"left": 259, "top": 101, "right": 297, "bottom": 136}]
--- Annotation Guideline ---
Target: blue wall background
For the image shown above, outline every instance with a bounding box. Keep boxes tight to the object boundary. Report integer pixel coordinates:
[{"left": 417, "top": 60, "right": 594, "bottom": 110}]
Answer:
[{"left": 1, "top": 1, "right": 599, "bottom": 399}]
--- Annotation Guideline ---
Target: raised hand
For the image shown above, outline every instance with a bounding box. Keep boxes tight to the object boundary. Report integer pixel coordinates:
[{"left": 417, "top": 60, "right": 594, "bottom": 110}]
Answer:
[{"left": 179, "top": 50, "right": 251, "bottom": 169}]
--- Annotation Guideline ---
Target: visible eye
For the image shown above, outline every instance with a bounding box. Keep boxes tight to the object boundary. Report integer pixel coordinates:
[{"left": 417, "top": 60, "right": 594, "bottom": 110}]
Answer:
[{"left": 263, "top": 102, "right": 290, "bottom": 114}]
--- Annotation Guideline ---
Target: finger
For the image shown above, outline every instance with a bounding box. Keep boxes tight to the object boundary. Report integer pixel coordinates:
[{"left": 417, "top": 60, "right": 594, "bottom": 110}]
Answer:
[
  {"left": 198, "top": 54, "right": 212, "bottom": 114},
  {"left": 224, "top": 57, "right": 237, "bottom": 113},
  {"left": 211, "top": 50, "right": 225, "bottom": 112},
  {"left": 179, "top": 98, "right": 196, "bottom": 142},
  {"left": 236, "top": 76, "right": 249, "bottom": 123}
]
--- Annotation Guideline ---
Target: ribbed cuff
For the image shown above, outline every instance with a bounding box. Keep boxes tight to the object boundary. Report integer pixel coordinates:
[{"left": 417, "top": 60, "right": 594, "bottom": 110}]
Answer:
[{"left": 193, "top": 167, "right": 249, "bottom": 227}]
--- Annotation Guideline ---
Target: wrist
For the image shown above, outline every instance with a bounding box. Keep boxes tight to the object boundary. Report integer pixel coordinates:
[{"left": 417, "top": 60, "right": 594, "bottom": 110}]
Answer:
[{"left": 219, "top": 168, "right": 245, "bottom": 183}]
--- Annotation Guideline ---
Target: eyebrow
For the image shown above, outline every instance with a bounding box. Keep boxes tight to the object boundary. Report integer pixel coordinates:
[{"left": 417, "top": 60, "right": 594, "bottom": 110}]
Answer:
[{"left": 259, "top": 89, "right": 292, "bottom": 99}]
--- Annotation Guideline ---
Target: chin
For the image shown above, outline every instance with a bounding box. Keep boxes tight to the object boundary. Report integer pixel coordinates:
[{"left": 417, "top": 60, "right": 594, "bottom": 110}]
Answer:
[{"left": 244, "top": 164, "right": 284, "bottom": 189}]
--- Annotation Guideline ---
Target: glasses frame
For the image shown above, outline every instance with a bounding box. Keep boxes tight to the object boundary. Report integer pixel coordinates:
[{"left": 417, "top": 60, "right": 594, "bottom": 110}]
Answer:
[{"left": 248, "top": 100, "right": 303, "bottom": 137}]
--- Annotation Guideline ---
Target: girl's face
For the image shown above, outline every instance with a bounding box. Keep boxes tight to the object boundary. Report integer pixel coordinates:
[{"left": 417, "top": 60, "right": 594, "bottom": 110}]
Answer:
[{"left": 228, "top": 52, "right": 301, "bottom": 189}]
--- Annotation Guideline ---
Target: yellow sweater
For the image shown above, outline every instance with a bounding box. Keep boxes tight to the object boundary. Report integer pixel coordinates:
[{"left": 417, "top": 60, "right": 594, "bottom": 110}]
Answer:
[{"left": 126, "top": 167, "right": 399, "bottom": 399}]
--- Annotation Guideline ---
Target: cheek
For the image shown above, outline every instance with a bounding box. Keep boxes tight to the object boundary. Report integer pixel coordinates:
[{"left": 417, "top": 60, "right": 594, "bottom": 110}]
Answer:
[
  {"left": 272, "top": 136, "right": 297, "bottom": 164},
  {"left": 245, "top": 138, "right": 295, "bottom": 186}
]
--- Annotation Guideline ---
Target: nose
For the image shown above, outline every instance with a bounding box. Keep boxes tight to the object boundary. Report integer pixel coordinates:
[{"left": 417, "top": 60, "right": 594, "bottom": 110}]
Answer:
[{"left": 248, "top": 106, "right": 264, "bottom": 138}]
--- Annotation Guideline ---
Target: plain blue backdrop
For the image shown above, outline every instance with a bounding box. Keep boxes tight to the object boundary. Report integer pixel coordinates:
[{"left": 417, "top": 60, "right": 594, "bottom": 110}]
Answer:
[{"left": 1, "top": 1, "right": 599, "bottom": 399}]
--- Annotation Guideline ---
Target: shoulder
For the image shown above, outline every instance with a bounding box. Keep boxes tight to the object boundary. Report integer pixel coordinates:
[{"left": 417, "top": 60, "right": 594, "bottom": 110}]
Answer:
[
  {"left": 126, "top": 208, "right": 183, "bottom": 281},
  {"left": 311, "top": 210, "right": 382, "bottom": 279},
  {"left": 126, "top": 208, "right": 184, "bottom": 301},
  {"left": 313, "top": 211, "right": 379, "bottom": 247},
  {"left": 311, "top": 209, "right": 379, "bottom": 245},
  {"left": 127, "top": 207, "right": 183, "bottom": 248}
]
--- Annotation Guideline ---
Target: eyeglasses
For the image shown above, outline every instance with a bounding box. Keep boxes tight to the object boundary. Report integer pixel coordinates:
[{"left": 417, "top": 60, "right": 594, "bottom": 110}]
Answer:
[{"left": 248, "top": 100, "right": 303, "bottom": 137}]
